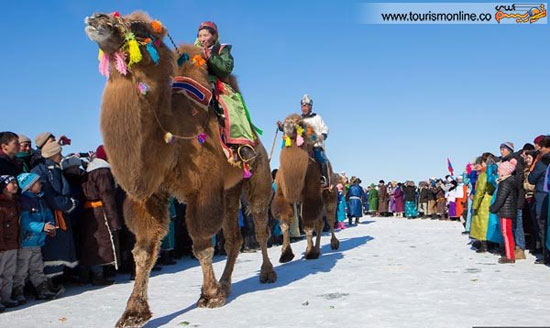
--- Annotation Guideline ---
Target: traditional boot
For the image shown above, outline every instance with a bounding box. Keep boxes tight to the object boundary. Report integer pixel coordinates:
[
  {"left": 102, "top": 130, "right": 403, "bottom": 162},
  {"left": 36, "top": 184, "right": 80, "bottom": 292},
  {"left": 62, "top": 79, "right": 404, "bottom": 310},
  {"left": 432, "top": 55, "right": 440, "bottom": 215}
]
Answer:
[
  {"left": 514, "top": 247, "right": 526, "bottom": 260},
  {"left": 476, "top": 241, "right": 488, "bottom": 253},
  {"left": 1, "top": 298, "right": 18, "bottom": 308},
  {"left": 36, "top": 281, "right": 56, "bottom": 300},
  {"left": 91, "top": 269, "right": 115, "bottom": 286},
  {"left": 237, "top": 145, "right": 257, "bottom": 163},
  {"left": 498, "top": 257, "right": 515, "bottom": 264},
  {"left": 320, "top": 162, "right": 329, "bottom": 188},
  {"left": 12, "top": 286, "right": 26, "bottom": 305}
]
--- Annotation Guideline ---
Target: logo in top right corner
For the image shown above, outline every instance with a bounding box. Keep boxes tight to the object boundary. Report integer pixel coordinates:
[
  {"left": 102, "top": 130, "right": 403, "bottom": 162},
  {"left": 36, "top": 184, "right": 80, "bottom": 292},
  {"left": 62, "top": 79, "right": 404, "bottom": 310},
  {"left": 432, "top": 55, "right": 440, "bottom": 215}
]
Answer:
[{"left": 495, "top": 3, "right": 547, "bottom": 23}]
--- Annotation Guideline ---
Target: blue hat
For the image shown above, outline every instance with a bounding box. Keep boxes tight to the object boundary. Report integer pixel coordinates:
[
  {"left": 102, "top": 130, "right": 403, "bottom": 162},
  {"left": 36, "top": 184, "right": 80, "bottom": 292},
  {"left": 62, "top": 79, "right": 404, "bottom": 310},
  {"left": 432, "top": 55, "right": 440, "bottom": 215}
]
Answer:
[
  {"left": 17, "top": 173, "right": 40, "bottom": 193},
  {"left": 0, "top": 175, "right": 16, "bottom": 192}
]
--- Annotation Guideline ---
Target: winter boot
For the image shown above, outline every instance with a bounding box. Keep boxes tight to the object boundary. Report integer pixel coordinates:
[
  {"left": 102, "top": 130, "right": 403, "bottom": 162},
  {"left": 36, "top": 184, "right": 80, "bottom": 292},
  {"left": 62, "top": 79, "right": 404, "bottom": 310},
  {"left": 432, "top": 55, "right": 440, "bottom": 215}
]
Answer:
[
  {"left": 498, "top": 257, "right": 515, "bottom": 264},
  {"left": 12, "top": 286, "right": 26, "bottom": 305},
  {"left": 91, "top": 270, "right": 115, "bottom": 286},
  {"left": 0, "top": 303, "right": 4, "bottom": 313},
  {"left": 476, "top": 241, "right": 488, "bottom": 253},
  {"left": 1, "top": 298, "right": 18, "bottom": 308},
  {"left": 36, "top": 281, "right": 56, "bottom": 300},
  {"left": 514, "top": 247, "right": 526, "bottom": 260}
]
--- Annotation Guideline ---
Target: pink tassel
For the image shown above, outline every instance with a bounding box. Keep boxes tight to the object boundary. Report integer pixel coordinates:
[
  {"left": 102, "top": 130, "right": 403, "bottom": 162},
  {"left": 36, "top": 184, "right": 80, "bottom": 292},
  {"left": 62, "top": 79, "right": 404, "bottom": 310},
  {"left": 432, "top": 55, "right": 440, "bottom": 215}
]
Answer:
[
  {"left": 99, "top": 52, "right": 110, "bottom": 77},
  {"left": 114, "top": 52, "right": 127, "bottom": 75},
  {"left": 243, "top": 163, "right": 252, "bottom": 179},
  {"left": 296, "top": 135, "right": 304, "bottom": 147}
]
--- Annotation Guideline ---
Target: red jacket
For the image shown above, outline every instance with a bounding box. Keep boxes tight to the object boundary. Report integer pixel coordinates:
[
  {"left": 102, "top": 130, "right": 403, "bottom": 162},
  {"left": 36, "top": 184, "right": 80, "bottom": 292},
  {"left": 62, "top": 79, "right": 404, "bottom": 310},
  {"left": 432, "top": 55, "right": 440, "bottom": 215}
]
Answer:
[{"left": 0, "top": 194, "right": 21, "bottom": 251}]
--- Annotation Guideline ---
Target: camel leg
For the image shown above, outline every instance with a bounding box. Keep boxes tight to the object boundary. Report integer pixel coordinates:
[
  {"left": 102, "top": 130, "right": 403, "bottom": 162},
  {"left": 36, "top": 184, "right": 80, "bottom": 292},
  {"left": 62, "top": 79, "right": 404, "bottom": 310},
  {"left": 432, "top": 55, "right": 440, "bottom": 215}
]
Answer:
[
  {"left": 279, "top": 217, "right": 294, "bottom": 263},
  {"left": 272, "top": 188, "right": 295, "bottom": 263},
  {"left": 218, "top": 185, "right": 243, "bottom": 295},
  {"left": 303, "top": 196, "right": 322, "bottom": 260},
  {"left": 324, "top": 190, "right": 340, "bottom": 250},
  {"left": 245, "top": 185, "right": 277, "bottom": 283},
  {"left": 313, "top": 217, "right": 323, "bottom": 255},
  {"left": 116, "top": 194, "right": 169, "bottom": 328},
  {"left": 186, "top": 189, "right": 226, "bottom": 308}
]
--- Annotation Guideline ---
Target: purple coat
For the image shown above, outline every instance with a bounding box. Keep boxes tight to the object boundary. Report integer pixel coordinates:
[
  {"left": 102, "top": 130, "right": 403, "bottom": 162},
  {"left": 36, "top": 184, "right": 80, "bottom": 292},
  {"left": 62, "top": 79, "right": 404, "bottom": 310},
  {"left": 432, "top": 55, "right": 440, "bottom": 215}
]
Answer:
[{"left": 394, "top": 187, "right": 405, "bottom": 213}]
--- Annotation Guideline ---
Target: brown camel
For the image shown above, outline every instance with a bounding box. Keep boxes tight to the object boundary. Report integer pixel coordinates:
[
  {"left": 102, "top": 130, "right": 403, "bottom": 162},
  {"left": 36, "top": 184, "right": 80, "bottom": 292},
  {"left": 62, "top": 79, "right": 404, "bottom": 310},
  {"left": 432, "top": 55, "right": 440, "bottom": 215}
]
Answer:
[
  {"left": 271, "top": 114, "right": 340, "bottom": 263},
  {"left": 85, "top": 11, "right": 276, "bottom": 328}
]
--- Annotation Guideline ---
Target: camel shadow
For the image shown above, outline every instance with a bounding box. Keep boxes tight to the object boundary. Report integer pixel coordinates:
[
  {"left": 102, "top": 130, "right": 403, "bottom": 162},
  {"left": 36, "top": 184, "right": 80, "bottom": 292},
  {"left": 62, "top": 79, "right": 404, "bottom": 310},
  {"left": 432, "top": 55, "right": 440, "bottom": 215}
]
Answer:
[
  {"left": 144, "top": 235, "right": 373, "bottom": 326},
  {"left": 226, "top": 234, "right": 374, "bottom": 303}
]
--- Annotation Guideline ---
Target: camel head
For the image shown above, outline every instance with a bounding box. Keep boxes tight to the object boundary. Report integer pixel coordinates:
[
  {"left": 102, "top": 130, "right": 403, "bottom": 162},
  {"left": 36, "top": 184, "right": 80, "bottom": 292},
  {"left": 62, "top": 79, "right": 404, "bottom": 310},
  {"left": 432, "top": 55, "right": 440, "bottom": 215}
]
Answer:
[
  {"left": 282, "top": 114, "right": 312, "bottom": 148},
  {"left": 85, "top": 11, "right": 167, "bottom": 55}
]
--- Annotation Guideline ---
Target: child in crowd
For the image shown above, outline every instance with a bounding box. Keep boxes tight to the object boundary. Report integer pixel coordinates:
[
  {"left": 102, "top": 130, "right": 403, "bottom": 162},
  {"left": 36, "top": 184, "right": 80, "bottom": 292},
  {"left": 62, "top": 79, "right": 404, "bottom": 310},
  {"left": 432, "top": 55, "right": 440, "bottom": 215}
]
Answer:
[
  {"left": 12, "top": 173, "right": 58, "bottom": 303},
  {"left": 489, "top": 159, "right": 518, "bottom": 264},
  {"left": 336, "top": 184, "right": 347, "bottom": 229},
  {"left": 0, "top": 175, "right": 21, "bottom": 311}
]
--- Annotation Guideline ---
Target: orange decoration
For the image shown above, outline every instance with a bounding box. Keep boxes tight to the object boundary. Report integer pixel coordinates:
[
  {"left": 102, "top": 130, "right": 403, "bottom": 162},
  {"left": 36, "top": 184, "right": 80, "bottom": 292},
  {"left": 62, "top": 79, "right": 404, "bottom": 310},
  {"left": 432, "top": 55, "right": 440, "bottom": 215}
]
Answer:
[
  {"left": 144, "top": 38, "right": 152, "bottom": 43},
  {"left": 151, "top": 20, "right": 163, "bottom": 33},
  {"left": 192, "top": 54, "right": 206, "bottom": 67}
]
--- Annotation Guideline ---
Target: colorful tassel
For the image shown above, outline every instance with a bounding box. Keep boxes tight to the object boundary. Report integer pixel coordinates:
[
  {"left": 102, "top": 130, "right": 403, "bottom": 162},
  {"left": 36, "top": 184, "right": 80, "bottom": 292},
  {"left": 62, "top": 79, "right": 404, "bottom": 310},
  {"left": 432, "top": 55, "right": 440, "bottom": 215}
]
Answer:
[
  {"left": 285, "top": 136, "right": 292, "bottom": 147},
  {"left": 112, "top": 11, "right": 120, "bottom": 18},
  {"left": 197, "top": 133, "right": 207, "bottom": 144},
  {"left": 114, "top": 51, "right": 127, "bottom": 75},
  {"left": 192, "top": 54, "right": 206, "bottom": 67},
  {"left": 98, "top": 51, "right": 110, "bottom": 77},
  {"left": 296, "top": 126, "right": 304, "bottom": 136},
  {"left": 138, "top": 82, "right": 149, "bottom": 95},
  {"left": 296, "top": 135, "right": 304, "bottom": 147},
  {"left": 126, "top": 33, "right": 142, "bottom": 67},
  {"left": 243, "top": 163, "right": 252, "bottom": 179},
  {"left": 164, "top": 132, "right": 175, "bottom": 144},
  {"left": 177, "top": 53, "right": 190, "bottom": 66},
  {"left": 146, "top": 42, "right": 159, "bottom": 64},
  {"left": 151, "top": 20, "right": 163, "bottom": 34}
]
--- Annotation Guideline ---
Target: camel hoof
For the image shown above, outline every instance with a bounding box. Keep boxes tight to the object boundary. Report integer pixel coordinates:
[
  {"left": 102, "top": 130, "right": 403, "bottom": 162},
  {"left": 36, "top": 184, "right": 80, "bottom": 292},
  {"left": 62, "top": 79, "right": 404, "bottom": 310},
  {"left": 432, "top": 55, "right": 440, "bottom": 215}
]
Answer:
[
  {"left": 331, "top": 238, "right": 340, "bottom": 250},
  {"left": 115, "top": 308, "right": 152, "bottom": 328},
  {"left": 197, "top": 293, "right": 226, "bottom": 308},
  {"left": 305, "top": 250, "right": 320, "bottom": 260},
  {"left": 260, "top": 267, "right": 277, "bottom": 283},
  {"left": 279, "top": 248, "right": 295, "bottom": 263}
]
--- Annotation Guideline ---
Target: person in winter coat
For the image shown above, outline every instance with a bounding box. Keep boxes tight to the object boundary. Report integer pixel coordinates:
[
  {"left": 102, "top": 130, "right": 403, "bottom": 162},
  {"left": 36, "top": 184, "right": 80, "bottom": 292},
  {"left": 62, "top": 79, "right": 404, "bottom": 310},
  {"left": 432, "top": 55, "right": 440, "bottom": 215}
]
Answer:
[
  {"left": 403, "top": 181, "right": 417, "bottom": 219},
  {"left": 471, "top": 154, "right": 497, "bottom": 252},
  {"left": 80, "top": 146, "right": 121, "bottom": 285},
  {"left": 346, "top": 179, "right": 365, "bottom": 225},
  {"left": 489, "top": 159, "right": 518, "bottom": 263},
  {"left": 0, "top": 176, "right": 21, "bottom": 310},
  {"left": 368, "top": 184, "right": 379, "bottom": 216},
  {"left": 377, "top": 180, "right": 388, "bottom": 216},
  {"left": 15, "top": 134, "right": 34, "bottom": 173},
  {"left": 0, "top": 132, "right": 22, "bottom": 177},
  {"left": 335, "top": 184, "right": 347, "bottom": 229},
  {"left": 31, "top": 142, "right": 78, "bottom": 282},
  {"left": 527, "top": 137, "right": 550, "bottom": 264},
  {"left": 13, "top": 173, "right": 58, "bottom": 304},
  {"left": 394, "top": 183, "right": 405, "bottom": 217}
]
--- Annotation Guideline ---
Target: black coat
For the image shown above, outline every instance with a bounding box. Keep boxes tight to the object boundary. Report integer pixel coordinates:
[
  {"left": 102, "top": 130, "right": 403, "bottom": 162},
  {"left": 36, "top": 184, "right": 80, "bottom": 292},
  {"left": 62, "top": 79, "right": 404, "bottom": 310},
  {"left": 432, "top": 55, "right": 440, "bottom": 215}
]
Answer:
[
  {"left": 0, "top": 152, "right": 22, "bottom": 177},
  {"left": 403, "top": 186, "right": 416, "bottom": 202},
  {"left": 489, "top": 175, "right": 517, "bottom": 219},
  {"left": 502, "top": 152, "right": 526, "bottom": 209}
]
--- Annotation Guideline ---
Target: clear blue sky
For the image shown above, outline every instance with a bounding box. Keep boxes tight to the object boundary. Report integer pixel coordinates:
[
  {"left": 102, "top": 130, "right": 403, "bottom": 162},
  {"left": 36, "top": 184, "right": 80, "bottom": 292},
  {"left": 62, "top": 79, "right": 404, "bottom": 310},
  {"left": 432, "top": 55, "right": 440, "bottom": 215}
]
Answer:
[{"left": 2, "top": 1, "right": 548, "bottom": 184}]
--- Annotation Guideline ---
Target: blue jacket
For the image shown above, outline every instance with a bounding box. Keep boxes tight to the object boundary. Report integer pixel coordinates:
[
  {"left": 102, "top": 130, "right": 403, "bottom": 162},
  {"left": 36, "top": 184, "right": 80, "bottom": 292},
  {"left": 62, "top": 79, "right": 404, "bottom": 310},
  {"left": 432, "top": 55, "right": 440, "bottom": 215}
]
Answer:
[
  {"left": 347, "top": 184, "right": 365, "bottom": 218},
  {"left": 20, "top": 191, "right": 55, "bottom": 247},
  {"left": 32, "top": 160, "right": 77, "bottom": 213},
  {"left": 528, "top": 159, "right": 550, "bottom": 193}
]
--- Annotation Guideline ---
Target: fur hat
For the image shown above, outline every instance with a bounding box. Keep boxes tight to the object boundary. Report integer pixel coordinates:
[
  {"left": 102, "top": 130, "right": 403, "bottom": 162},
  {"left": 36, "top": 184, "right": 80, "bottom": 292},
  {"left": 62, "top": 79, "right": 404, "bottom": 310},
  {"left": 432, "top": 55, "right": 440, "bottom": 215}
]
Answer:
[
  {"left": 498, "top": 158, "right": 517, "bottom": 177},
  {"left": 41, "top": 142, "right": 62, "bottom": 158},
  {"left": 18, "top": 134, "right": 31, "bottom": 145},
  {"left": 0, "top": 175, "right": 16, "bottom": 192},
  {"left": 500, "top": 142, "right": 514, "bottom": 152},
  {"left": 61, "top": 156, "right": 82, "bottom": 170},
  {"left": 17, "top": 173, "right": 40, "bottom": 193},
  {"left": 35, "top": 132, "right": 53, "bottom": 149}
]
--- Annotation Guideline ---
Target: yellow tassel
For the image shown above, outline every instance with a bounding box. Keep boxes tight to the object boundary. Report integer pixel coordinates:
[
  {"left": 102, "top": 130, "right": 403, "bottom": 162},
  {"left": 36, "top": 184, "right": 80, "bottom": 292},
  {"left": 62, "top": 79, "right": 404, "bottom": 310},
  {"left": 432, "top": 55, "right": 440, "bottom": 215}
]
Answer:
[
  {"left": 285, "top": 136, "right": 292, "bottom": 147},
  {"left": 127, "top": 35, "right": 142, "bottom": 67},
  {"left": 296, "top": 126, "right": 304, "bottom": 136},
  {"left": 98, "top": 49, "right": 104, "bottom": 61}
]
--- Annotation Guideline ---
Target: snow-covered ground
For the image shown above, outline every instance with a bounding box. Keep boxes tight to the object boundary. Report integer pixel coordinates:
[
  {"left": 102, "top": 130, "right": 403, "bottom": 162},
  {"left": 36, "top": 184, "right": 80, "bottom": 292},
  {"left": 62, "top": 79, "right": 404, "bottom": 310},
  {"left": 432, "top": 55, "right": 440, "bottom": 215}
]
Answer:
[{"left": 2, "top": 216, "right": 550, "bottom": 328}]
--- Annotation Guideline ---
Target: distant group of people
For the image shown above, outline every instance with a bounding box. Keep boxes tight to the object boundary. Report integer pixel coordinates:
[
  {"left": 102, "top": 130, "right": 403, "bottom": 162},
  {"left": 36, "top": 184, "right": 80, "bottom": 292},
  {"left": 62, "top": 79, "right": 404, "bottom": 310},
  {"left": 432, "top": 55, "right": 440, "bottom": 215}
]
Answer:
[{"left": 338, "top": 135, "right": 550, "bottom": 266}]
